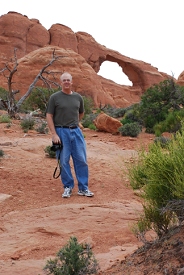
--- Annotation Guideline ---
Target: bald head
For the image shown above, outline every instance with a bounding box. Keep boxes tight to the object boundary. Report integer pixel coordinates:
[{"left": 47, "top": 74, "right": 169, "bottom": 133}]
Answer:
[{"left": 60, "top": 72, "right": 72, "bottom": 82}]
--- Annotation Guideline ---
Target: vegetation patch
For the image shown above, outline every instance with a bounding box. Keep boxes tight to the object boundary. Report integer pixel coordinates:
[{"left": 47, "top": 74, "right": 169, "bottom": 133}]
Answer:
[
  {"left": 43, "top": 236, "right": 99, "bottom": 275},
  {"left": 128, "top": 124, "right": 184, "bottom": 240}
]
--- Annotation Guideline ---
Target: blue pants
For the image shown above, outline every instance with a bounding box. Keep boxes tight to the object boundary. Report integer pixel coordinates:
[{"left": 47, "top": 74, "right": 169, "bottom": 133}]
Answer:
[{"left": 55, "top": 127, "right": 89, "bottom": 191}]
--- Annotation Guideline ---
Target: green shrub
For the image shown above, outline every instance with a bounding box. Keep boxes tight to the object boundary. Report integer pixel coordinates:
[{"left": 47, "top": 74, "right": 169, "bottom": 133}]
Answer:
[
  {"left": 35, "top": 121, "right": 48, "bottom": 134},
  {"left": 0, "top": 114, "right": 11, "bottom": 123},
  {"left": 134, "top": 204, "right": 174, "bottom": 239},
  {"left": 20, "top": 87, "right": 57, "bottom": 115},
  {"left": 83, "top": 96, "right": 94, "bottom": 115},
  {"left": 81, "top": 113, "right": 98, "bottom": 128},
  {"left": 20, "top": 117, "right": 35, "bottom": 132},
  {"left": 99, "top": 105, "right": 119, "bottom": 117},
  {"left": 128, "top": 151, "right": 148, "bottom": 190},
  {"left": 112, "top": 107, "right": 126, "bottom": 118},
  {"left": 44, "top": 145, "right": 56, "bottom": 158},
  {"left": 128, "top": 124, "right": 184, "bottom": 238},
  {"left": 138, "top": 79, "right": 184, "bottom": 132},
  {"left": 119, "top": 122, "right": 142, "bottom": 137},
  {"left": 145, "top": 127, "right": 155, "bottom": 134},
  {"left": 43, "top": 236, "right": 99, "bottom": 275},
  {"left": 154, "top": 136, "right": 171, "bottom": 148},
  {"left": 120, "top": 104, "right": 142, "bottom": 126},
  {"left": 88, "top": 123, "right": 97, "bottom": 130},
  {"left": 154, "top": 109, "right": 184, "bottom": 136},
  {"left": 120, "top": 117, "right": 133, "bottom": 125}
]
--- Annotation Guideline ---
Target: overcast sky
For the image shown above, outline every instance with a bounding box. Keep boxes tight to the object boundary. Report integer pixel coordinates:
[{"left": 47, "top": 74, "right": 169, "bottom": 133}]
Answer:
[{"left": 1, "top": 0, "right": 184, "bottom": 85}]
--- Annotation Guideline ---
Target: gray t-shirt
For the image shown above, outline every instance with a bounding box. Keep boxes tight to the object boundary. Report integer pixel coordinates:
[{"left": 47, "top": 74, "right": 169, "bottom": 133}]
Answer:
[{"left": 46, "top": 91, "right": 84, "bottom": 126}]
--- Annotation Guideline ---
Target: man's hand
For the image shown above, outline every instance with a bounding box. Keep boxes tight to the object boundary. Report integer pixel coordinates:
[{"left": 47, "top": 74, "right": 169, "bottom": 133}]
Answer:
[{"left": 52, "top": 134, "right": 61, "bottom": 144}]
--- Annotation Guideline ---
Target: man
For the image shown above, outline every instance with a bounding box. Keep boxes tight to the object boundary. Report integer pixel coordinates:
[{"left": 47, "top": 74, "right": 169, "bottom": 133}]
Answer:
[{"left": 46, "top": 72, "right": 94, "bottom": 198}]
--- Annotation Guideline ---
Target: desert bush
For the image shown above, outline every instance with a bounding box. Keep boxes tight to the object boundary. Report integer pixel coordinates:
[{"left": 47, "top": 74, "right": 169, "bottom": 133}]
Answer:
[
  {"left": 138, "top": 79, "right": 184, "bottom": 132},
  {"left": 119, "top": 122, "right": 142, "bottom": 137},
  {"left": 161, "top": 199, "right": 184, "bottom": 223},
  {"left": 99, "top": 105, "right": 120, "bottom": 117},
  {"left": 111, "top": 107, "right": 126, "bottom": 118},
  {"left": 128, "top": 125, "right": 184, "bottom": 238},
  {"left": 43, "top": 236, "right": 99, "bottom": 275},
  {"left": 0, "top": 114, "right": 11, "bottom": 123},
  {"left": 35, "top": 121, "right": 48, "bottom": 134},
  {"left": 20, "top": 87, "right": 57, "bottom": 115},
  {"left": 20, "top": 117, "right": 35, "bottom": 132},
  {"left": 154, "top": 136, "right": 171, "bottom": 148},
  {"left": 83, "top": 96, "right": 94, "bottom": 115},
  {"left": 132, "top": 204, "right": 173, "bottom": 241},
  {"left": 44, "top": 145, "right": 56, "bottom": 158},
  {"left": 88, "top": 123, "right": 97, "bottom": 130},
  {"left": 99, "top": 105, "right": 136, "bottom": 118},
  {"left": 154, "top": 109, "right": 184, "bottom": 136},
  {"left": 120, "top": 104, "right": 142, "bottom": 126},
  {"left": 81, "top": 113, "right": 98, "bottom": 128}
]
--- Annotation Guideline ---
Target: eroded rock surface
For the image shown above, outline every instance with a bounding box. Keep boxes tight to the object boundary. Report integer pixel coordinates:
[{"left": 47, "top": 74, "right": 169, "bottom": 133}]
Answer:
[{"left": 0, "top": 120, "right": 155, "bottom": 275}]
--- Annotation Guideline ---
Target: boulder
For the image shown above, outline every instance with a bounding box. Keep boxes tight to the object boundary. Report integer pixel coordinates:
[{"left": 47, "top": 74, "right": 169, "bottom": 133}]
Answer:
[{"left": 94, "top": 112, "right": 122, "bottom": 134}]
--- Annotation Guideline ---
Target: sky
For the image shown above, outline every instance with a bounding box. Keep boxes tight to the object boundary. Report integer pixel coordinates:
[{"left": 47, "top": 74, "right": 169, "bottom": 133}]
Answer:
[{"left": 1, "top": 0, "right": 184, "bottom": 85}]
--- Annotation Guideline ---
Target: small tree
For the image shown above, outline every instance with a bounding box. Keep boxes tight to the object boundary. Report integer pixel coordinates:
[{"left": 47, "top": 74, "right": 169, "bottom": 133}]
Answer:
[
  {"left": 0, "top": 48, "right": 65, "bottom": 118},
  {"left": 44, "top": 236, "right": 99, "bottom": 275},
  {"left": 138, "top": 78, "right": 184, "bottom": 132}
]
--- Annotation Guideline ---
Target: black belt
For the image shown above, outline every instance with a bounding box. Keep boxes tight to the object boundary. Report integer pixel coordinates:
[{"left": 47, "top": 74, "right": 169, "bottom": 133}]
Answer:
[{"left": 56, "top": 125, "right": 78, "bottom": 129}]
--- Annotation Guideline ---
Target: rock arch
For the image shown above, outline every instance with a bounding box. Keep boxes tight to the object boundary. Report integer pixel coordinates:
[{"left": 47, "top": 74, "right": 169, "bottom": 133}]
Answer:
[
  {"left": 0, "top": 12, "right": 173, "bottom": 107},
  {"left": 98, "top": 60, "right": 132, "bottom": 86}
]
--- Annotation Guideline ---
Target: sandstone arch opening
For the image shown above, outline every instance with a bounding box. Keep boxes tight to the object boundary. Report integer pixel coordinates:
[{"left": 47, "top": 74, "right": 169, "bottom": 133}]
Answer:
[{"left": 98, "top": 61, "right": 132, "bottom": 86}]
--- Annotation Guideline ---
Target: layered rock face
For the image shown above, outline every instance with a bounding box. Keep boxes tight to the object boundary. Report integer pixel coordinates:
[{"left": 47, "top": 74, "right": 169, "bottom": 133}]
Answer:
[{"left": 0, "top": 12, "right": 178, "bottom": 107}]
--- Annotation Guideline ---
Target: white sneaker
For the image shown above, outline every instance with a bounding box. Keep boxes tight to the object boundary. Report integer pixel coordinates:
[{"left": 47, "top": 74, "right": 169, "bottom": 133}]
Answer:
[
  {"left": 62, "top": 187, "right": 72, "bottom": 198},
  {"left": 78, "top": 189, "right": 94, "bottom": 197}
]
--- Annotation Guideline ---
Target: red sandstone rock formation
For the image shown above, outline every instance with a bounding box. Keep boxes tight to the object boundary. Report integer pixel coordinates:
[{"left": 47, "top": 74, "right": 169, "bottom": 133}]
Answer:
[
  {"left": 177, "top": 71, "right": 184, "bottom": 86},
  {"left": 0, "top": 11, "right": 177, "bottom": 108}
]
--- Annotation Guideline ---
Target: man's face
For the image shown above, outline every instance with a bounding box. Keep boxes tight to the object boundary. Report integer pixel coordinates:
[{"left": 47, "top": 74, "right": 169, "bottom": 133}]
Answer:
[{"left": 61, "top": 74, "right": 72, "bottom": 90}]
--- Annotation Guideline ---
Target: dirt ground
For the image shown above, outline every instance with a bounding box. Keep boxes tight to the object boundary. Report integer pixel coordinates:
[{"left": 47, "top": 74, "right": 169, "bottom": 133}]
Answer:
[{"left": 0, "top": 118, "right": 165, "bottom": 275}]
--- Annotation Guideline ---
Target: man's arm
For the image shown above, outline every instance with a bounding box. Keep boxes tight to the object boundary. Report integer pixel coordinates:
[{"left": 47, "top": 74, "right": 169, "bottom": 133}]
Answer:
[
  {"left": 79, "top": 112, "right": 84, "bottom": 121},
  {"left": 46, "top": 113, "right": 61, "bottom": 144}
]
